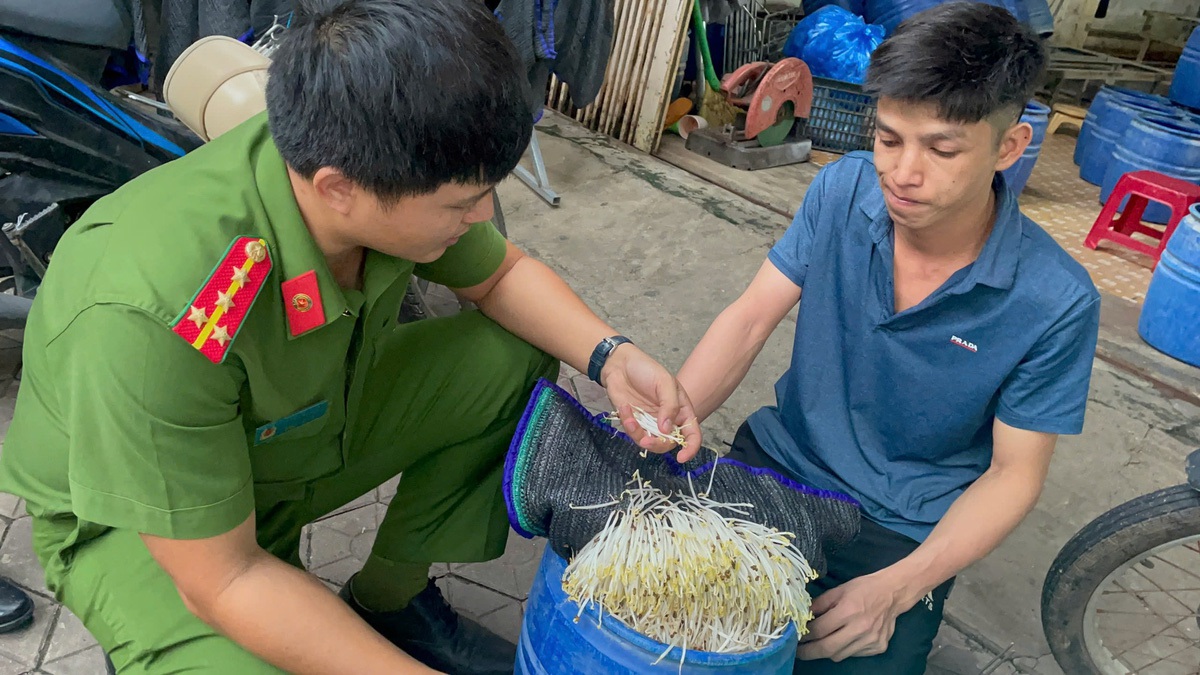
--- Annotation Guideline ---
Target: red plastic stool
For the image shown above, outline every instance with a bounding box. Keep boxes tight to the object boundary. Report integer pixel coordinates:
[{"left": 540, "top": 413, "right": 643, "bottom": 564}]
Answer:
[{"left": 1084, "top": 170, "right": 1200, "bottom": 268}]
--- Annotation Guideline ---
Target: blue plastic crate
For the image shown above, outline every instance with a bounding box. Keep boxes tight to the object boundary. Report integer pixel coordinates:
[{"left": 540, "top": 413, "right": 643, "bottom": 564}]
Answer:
[{"left": 798, "top": 76, "right": 876, "bottom": 153}]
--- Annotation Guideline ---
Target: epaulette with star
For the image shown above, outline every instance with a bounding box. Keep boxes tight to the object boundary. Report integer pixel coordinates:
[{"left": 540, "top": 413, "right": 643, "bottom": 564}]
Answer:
[{"left": 171, "top": 236, "right": 272, "bottom": 363}]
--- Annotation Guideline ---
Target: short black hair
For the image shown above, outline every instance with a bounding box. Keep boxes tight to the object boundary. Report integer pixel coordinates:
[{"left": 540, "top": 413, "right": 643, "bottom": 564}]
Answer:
[
  {"left": 863, "top": 1, "right": 1046, "bottom": 125},
  {"left": 265, "top": 0, "right": 532, "bottom": 200}
]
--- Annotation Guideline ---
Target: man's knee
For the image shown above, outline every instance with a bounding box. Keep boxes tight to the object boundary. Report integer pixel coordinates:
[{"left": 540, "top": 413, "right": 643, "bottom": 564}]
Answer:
[
  {"left": 461, "top": 311, "right": 558, "bottom": 390},
  {"left": 794, "top": 618, "right": 941, "bottom": 675},
  {"left": 110, "top": 636, "right": 287, "bottom": 674},
  {"left": 54, "top": 528, "right": 286, "bottom": 675}
]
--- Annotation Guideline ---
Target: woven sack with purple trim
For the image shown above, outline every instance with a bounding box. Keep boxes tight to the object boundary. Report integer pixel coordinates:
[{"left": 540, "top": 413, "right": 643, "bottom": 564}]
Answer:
[{"left": 503, "top": 379, "right": 862, "bottom": 575}]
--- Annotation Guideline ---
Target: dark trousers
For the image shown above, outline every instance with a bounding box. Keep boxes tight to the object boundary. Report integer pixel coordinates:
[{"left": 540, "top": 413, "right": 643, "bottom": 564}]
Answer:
[{"left": 725, "top": 422, "right": 954, "bottom": 675}]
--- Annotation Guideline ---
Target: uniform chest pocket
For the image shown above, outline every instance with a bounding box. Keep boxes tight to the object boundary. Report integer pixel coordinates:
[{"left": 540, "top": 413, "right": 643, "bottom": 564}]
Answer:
[{"left": 254, "top": 400, "right": 330, "bottom": 445}]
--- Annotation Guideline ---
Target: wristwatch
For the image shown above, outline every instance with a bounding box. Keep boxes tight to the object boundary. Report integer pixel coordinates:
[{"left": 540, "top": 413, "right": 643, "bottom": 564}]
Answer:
[{"left": 588, "top": 335, "right": 632, "bottom": 384}]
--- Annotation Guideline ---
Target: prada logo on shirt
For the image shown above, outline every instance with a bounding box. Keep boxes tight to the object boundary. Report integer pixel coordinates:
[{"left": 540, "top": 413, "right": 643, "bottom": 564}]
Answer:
[{"left": 950, "top": 335, "right": 979, "bottom": 353}]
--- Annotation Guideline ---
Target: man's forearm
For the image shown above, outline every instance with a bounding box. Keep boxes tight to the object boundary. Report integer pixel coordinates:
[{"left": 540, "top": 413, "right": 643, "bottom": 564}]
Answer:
[
  {"left": 201, "top": 555, "right": 436, "bottom": 675},
  {"left": 676, "top": 303, "right": 771, "bottom": 422},
  {"left": 475, "top": 255, "right": 619, "bottom": 373},
  {"left": 879, "top": 464, "right": 1044, "bottom": 609}
]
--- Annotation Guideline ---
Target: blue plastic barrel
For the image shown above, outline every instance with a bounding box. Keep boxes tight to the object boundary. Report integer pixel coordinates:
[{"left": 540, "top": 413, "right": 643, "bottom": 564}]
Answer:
[
  {"left": 1099, "top": 115, "right": 1200, "bottom": 224},
  {"left": 1021, "top": 0, "right": 1054, "bottom": 36},
  {"left": 803, "top": 0, "right": 866, "bottom": 14},
  {"left": 865, "top": 0, "right": 941, "bottom": 35},
  {"left": 865, "top": 0, "right": 1034, "bottom": 35},
  {"left": 1138, "top": 203, "right": 1200, "bottom": 367},
  {"left": 1075, "top": 87, "right": 1172, "bottom": 166},
  {"left": 1173, "top": 104, "right": 1200, "bottom": 127},
  {"left": 516, "top": 547, "right": 799, "bottom": 674},
  {"left": 1001, "top": 100, "right": 1051, "bottom": 196},
  {"left": 1079, "top": 97, "right": 1176, "bottom": 185},
  {"left": 1169, "top": 27, "right": 1200, "bottom": 111}
]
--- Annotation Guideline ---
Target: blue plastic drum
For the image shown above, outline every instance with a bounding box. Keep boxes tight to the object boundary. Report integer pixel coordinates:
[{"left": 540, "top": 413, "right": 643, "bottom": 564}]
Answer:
[
  {"left": 1169, "top": 27, "right": 1200, "bottom": 111},
  {"left": 515, "top": 546, "right": 799, "bottom": 674},
  {"left": 1139, "top": 203, "right": 1200, "bottom": 367},
  {"left": 1100, "top": 115, "right": 1200, "bottom": 224},
  {"left": 1001, "top": 100, "right": 1051, "bottom": 196}
]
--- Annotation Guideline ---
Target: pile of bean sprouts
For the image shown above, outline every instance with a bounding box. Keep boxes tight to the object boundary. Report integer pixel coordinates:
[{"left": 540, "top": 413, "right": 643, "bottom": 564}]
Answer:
[{"left": 562, "top": 459, "right": 818, "bottom": 662}]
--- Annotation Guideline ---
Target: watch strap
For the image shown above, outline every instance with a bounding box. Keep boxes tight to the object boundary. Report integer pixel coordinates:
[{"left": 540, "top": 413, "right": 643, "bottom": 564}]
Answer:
[{"left": 587, "top": 336, "right": 632, "bottom": 384}]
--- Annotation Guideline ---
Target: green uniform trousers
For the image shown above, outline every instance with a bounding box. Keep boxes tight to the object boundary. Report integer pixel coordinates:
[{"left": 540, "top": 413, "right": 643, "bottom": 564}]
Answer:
[{"left": 33, "top": 311, "right": 558, "bottom": 673}]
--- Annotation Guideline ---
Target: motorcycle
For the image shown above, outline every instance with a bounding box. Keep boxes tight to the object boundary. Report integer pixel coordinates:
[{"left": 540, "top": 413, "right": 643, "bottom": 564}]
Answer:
[
  {"left": 0, "top": 26, "right": 202, "bottom": 326},
  {"left": 0, "top": 15, "right": 496, "bottom": 329},
  {"left": 1041, "top": 448, "right": 1200, "bottom": 674}
]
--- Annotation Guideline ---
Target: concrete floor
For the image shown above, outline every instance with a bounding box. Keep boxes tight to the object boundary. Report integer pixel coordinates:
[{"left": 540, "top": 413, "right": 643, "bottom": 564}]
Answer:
[{"left": 0, "top": 112, "right": 1196, "bottom": 673}]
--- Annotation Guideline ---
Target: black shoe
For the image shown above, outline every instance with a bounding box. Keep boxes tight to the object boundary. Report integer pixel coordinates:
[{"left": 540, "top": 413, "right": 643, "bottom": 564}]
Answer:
[
  {"left": 0, "top": 577, "right": 32, "bottom": 634},
  {"left": 339, "top": 576, "right": 515, "bottom": 675}
]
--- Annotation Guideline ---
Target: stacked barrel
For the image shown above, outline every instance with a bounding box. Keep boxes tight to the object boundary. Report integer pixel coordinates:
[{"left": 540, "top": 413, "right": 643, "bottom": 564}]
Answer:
[
  {"left": 1169, "top": 27, "right": 1200, "bottom": 111},
  {"left": 1074, "top": 84, "right": 1200, "bottom": 222},
  {"left": 1001, "top": 100, "right": 1051, "bottom": 196},
  {"left": 1139, "top": 204, "right": 1200, "bottom": 368}
]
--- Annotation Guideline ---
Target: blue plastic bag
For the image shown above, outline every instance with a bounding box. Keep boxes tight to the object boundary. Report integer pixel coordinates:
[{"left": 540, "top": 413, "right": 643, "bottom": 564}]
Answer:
[
  {"left": 783, "top": 6, "right": 885, "bottom": 84},
  {"left": 784, "top": 6, "right": 852, "bottom": 62}
]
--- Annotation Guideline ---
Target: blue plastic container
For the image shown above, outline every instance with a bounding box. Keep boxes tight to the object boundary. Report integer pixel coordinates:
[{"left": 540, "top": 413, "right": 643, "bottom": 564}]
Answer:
[
  {"left": 865, "top": 0, "right": 1032, "bottom": 35},
  {"left": 516, "top": 547, "right": 799, "bottom": 674},
  {"left": 1099, "top": 115, "right": 1200, "bottom": 224},
  {"left": 864, "top": 0, "right": 940, "bottom": 34},
  {"left": 1021, "top": 0, "right": 1054, "bottom": 36},
  {"left": 1169, "top": 27, "right": 1200, "bottom": 111},
  {"left": 1138, "top": 203, "right": 1200, "bottom": 367},
  {"left": 1001, "top": 100, "right": 1052, "bottom": 196},
  {"left": 1079, "top": 97, "right": 1176, "bottom": 185},
  {"left": 802, "top": 0, "right": 866, "bottom": 14},
  {"left": 1075, "top": 87, "right": 1172, "bottom": 166},
  {"left": 1173, "top": 104, "right": 1200, "bottom": 127}
]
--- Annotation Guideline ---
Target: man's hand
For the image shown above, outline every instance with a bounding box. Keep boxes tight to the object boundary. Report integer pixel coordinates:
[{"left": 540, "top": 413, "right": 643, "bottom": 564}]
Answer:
[
  {"left": 797, "top": 573, "right": 914, "bottom": 662},
  {"left": 602, "top": 344, "right": 702, "bottom": 461}
]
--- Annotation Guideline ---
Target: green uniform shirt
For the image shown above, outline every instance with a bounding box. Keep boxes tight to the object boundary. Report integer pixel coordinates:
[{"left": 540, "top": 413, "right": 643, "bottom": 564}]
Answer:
[{"left": 0, "top": 113, "right": 507, "bottom": 581}]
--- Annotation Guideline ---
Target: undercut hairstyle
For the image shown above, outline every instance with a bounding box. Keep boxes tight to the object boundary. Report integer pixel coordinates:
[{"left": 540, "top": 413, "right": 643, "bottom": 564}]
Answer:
[
  {"left": 863, "top": 1, "right": 1046, "bottom": 127},
  {"left": 265, "top": 0, "right": 532, "bottom": 201}
]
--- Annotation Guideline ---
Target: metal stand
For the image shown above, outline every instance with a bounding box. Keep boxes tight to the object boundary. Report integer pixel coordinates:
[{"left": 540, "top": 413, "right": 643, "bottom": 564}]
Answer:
[
  {"left": 513, "top": 131, "right": 561, "bottom": 207},
  {"left": 685, "top": 125, "right": 811, "bottom": 171}
]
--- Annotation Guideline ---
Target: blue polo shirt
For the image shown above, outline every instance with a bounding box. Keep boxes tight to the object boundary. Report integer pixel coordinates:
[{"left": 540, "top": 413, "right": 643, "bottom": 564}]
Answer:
[{"left": 748, "top": 152, "right": 1100, "bottom": 543}]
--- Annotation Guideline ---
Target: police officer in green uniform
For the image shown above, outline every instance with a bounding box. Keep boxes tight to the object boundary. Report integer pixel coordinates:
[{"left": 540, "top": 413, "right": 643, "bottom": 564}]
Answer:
[{"left": 0, "top": 2, "right": 702, "bottom": 673}]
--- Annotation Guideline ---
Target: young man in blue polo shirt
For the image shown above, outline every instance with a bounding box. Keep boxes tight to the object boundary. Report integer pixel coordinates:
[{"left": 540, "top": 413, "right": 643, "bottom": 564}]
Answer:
[{"left": 675, "top": 3, "right": 1100, "bottom": 672}]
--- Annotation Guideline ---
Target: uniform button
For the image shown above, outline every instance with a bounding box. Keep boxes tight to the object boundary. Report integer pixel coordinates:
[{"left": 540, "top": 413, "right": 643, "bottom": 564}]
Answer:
[{"left": 244, "top": 240, "right": 267, "bottom": 263}]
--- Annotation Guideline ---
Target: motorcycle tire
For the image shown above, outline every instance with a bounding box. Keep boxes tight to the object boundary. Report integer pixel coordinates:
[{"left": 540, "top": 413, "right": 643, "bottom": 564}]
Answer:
[
  {"left": 1040, "top": 484, "right": 1200, "bottom": 674},
  {"left": 399, "top": 190, "right": 508, "bottom": 323}
]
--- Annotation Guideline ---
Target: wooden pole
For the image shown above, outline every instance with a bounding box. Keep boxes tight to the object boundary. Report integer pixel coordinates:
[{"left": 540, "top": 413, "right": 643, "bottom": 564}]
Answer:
[
  {"left": 623, "top": 0, "right": 667, "bottom": 143},
  {"left": 585, "top": 0, "right": 628, "bottom": 131},
  {"left": 602, "top": 0, "right": 644, "bottom": 136},
  {"left": 633, "top": 0, "right": 692, "bottom": 152},
  {"left": 1052, "top": 0, "right": 1103, "bottom": 49}
]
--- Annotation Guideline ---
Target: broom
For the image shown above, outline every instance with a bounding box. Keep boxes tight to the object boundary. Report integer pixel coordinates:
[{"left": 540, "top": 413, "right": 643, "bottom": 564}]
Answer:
[{"left": 691, "top": 0, "right": 740, "bottom": 128}]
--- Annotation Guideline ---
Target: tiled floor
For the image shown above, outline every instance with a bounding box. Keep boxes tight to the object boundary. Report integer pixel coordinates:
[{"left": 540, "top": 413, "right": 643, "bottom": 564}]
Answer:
[{"left": 1017, "top": 133, "right": 1156, "bottom": 303}]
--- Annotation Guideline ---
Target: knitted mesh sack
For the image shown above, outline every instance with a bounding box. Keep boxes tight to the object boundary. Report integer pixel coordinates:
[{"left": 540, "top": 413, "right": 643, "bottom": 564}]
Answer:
[{"left": 503, "top": 379, "right": 861, "bottom": 575}]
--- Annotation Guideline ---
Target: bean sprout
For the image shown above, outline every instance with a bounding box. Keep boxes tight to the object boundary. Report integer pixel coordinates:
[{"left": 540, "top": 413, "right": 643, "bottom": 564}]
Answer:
[
  {"left": 604, "top": 406, "right": 691, "bottom": 449},
  {"left": 561, "top": 472, "right": 818, "bottom": 665}
]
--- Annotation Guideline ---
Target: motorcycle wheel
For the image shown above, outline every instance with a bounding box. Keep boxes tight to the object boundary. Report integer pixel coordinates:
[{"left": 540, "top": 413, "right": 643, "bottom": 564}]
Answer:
[
  {"left": 399, "top": 191, "right": 508, "bottom": 323},
  {"left": 1041, "top": 484, "right": 1200, "bottom": 674}
]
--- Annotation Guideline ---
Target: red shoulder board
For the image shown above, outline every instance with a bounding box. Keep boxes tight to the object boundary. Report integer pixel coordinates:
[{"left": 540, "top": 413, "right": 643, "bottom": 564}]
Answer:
[{"left": 171, "top": 236, "right": 273, "bottom": 363}]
